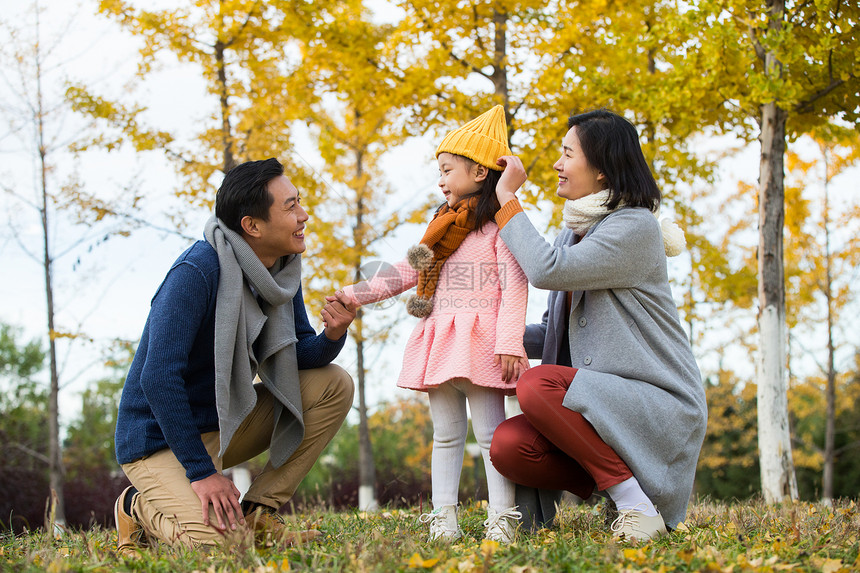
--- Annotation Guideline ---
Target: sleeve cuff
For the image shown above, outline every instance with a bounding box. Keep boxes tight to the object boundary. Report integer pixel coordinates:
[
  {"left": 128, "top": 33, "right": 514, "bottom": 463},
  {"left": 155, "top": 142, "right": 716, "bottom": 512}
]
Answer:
[
  {"left": 340, "top": 285, "right": 360, "bottom": 307},
  {"left": 495, "top": 200, "right": 524, "bottom": 229},
  {"left": 494, "top": 346, "right": 527, "bottom": 358}
]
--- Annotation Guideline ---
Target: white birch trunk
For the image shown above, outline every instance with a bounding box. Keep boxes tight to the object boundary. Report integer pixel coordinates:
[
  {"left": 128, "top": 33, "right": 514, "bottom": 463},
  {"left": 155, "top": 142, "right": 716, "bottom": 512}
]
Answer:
[
  {"left": 756, "top": 305, "right": 797, "bottom": 502},
  {"left": 756, "top": 95, "right": 798, "bottom": 503},
  {"left": 359, "top": 486, "right": 379, "bottom": 511}
]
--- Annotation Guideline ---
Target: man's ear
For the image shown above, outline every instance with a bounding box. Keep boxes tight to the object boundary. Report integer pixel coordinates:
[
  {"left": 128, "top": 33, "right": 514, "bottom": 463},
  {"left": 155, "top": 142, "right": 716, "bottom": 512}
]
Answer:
[
  {"left": 474, "top": 164, "right": 489, "bottom": 183},
  {"left": 240, "top": 215, "right": 262, "bottom": 238}
]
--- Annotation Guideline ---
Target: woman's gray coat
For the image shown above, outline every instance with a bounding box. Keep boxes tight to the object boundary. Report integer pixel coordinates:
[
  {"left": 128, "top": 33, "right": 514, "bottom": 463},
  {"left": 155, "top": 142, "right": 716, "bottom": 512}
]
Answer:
[{"left": 501, "top": 206, "right": 707, "bottom": 528}]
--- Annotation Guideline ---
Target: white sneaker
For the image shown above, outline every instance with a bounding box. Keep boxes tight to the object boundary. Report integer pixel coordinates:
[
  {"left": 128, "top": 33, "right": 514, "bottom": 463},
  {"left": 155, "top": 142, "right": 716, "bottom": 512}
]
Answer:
[
  {"left": 610, "top": 504, "right": 667, "bottom": 542},
  {"left": 418, "top": 504, "right": 463, "bottom": 541},
  {"left": 483, "top": 506, "right": 522, "bottom": 544}
]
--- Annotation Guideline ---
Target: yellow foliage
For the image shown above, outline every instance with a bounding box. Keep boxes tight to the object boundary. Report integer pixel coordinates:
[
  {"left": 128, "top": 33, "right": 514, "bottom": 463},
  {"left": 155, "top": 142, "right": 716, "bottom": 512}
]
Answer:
[
  {"left": 406, "top": 552, "right": 439, "bottom": 569},
  {"left": 699, "top": 372, "right": 758, "bottom": 471},
  {"left": 479, "top": 538, "right": 499, "bottom": 557}
]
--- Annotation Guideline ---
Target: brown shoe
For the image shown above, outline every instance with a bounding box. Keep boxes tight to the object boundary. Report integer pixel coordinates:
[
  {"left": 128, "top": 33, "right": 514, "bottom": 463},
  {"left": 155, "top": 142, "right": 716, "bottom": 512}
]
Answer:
[
  {"left": 114, "top": 486, "right": 147, "bottom": 558},
  {"left": 245, "top": 505, "right": 322, "bottom": 547}
]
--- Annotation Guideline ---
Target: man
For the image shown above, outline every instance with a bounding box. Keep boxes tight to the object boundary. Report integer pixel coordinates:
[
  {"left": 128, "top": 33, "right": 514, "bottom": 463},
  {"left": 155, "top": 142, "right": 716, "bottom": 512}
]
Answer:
[{"left": 113, "top": 158, "right": 356, "bottom": 554}]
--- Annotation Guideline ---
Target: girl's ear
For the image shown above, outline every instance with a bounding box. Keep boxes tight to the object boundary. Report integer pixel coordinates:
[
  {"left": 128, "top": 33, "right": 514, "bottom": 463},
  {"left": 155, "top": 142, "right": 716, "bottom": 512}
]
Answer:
[{"left": 474, "top": 164, "right": 489, "bottom": 183}]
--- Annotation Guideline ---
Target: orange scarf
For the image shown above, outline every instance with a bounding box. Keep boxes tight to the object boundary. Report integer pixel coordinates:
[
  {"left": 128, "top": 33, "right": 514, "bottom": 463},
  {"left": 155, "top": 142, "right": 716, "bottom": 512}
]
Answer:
[{"left": 406, "top": 196, "right": 479, "bottom": 317}]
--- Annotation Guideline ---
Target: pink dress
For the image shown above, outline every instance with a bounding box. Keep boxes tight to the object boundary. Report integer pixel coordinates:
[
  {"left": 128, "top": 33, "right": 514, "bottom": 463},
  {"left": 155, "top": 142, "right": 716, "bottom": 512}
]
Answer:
[{"left": 342, "top": 222, "right": 528, "bottom": 395}]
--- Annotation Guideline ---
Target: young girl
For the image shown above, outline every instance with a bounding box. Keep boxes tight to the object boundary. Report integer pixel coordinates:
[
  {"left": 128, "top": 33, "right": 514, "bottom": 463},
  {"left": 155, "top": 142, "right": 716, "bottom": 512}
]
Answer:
[
  {"left": 336, "top": 105, "right": 529, "bottom": 543},
  {"left": 488, "top": 109, "right": 707, "bottom": 542}
]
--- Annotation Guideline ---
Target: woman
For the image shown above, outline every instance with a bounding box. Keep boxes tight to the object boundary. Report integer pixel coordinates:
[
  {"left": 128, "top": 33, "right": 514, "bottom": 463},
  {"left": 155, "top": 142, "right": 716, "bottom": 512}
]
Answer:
[{"left": 488, "top": 109, "right": 707, "bottom": 542}]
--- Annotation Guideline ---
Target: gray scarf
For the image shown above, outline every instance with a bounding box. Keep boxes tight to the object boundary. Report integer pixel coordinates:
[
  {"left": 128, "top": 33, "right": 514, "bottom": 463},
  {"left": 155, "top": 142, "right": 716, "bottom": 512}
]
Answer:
[{"left": 204, "top": 215, "right": 304, "bottom": 469}]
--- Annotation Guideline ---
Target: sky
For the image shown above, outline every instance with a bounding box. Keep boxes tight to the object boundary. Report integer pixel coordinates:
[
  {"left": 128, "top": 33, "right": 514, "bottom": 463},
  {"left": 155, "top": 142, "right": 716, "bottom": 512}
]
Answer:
[{"left": 1, "top": 0, "right": 858, "bottom": 428}]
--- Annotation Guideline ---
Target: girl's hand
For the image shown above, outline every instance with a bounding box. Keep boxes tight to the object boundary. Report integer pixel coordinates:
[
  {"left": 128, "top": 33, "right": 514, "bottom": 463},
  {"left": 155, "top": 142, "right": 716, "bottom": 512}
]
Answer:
[
  {"left": 322, "top": 291, "right": 357, "bottom": 340},
  {"left": 495, "top": 354, "right": 530, "bottom": 385},
  {"left": 495, "top": 155, "right": 527, "bottom": 207}
]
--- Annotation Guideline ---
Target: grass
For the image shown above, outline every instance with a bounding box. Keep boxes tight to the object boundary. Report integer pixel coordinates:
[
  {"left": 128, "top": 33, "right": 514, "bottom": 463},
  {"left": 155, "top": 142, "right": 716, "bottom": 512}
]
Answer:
[{"left": 1, "top": 498, "right": 858, "bottom": 572}]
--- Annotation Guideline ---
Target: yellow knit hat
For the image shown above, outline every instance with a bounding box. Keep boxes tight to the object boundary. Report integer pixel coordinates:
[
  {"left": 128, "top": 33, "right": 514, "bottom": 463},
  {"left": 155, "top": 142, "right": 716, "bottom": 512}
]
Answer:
[{"left": 435, "top": 105, "right": 512, "bottom": 171}]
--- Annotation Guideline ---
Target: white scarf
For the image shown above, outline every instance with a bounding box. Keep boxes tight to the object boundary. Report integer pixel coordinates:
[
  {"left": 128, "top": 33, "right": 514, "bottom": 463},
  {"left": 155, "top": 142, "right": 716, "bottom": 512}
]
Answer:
[{"left": 562, "top": 190, "right": 686, "bottom": 257}]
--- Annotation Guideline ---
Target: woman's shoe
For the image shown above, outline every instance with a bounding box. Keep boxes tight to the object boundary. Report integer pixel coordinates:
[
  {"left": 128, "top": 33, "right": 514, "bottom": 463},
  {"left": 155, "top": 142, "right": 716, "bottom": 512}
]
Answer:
[{"left": 610, "top": 505, "right": 667, "bottom": 542}]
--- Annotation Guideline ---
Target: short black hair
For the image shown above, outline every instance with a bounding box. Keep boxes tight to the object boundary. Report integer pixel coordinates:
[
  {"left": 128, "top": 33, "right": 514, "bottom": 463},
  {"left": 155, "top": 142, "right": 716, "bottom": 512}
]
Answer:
[
  {"left": 215, "top": 158, "right": 284, "bottom": 233},
  {"left": 568, "top": 110, "right": 660, "bottom": 212}
]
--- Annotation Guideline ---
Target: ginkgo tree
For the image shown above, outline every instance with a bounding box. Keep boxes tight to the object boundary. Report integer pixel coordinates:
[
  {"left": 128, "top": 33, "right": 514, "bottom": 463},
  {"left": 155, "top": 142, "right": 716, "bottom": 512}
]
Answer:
[
  {"left": 293, "top": 2, "right": 436, "bottom": 510},
  {"left": 83, "top": 0, "right": 392, "bottom": 503},
  {"left": 387, "top": 0, "right": 558, "bottom": 173},
  {"left": 91, "top": 0, "right": 327, "bottom": 211},
  {"left": 782, "top": 126, "right": 860, "bottom": 503},
  {"left": 678, "top": 0, "right": 860, "bottom": 503}
]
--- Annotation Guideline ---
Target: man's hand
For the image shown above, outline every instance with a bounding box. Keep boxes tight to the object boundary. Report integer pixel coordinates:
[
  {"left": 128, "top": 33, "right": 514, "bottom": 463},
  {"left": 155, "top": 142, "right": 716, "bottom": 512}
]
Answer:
[
  {"left": 495, "top": 155, "right": 528, "bottom": 207},
  {"left": 190, "top": 473, "right": 245, "bottom": 531},
  {"left": 495, "top": 354, "right": 530, "bottom": 385},
  {"left": 322, "top": 290, "right": 357, "bottom": 340}
]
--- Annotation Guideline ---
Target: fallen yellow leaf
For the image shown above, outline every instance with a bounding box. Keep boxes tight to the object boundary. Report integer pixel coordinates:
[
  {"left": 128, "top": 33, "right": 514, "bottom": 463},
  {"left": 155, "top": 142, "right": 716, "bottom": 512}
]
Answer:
[
  {"left": 623, "top": 547, "right": 648, "bottom": 565},
  {"left": 480, "top": 538, "right": 499, "bottom": 556},
  {"left": 820, "top": 558, "right": 843, "bottom": 573},
  {"left": 407, "top": 553, "right": 440, "bottom": 569}
]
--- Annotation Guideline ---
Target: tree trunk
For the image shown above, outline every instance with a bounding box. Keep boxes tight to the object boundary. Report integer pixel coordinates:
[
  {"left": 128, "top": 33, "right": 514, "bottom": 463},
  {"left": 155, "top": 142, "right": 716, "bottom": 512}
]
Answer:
[
  {"left": 491, "top": 9, "right": 509, "bottom": 113},
  {"left": 42, "top": 162, "right": 66, "bottom": 530},
  {"left": 35, "top": 7, "right": 65, "bottom": 527},
  {"left": 355, "top": 311, "right": 378, "bottom": 511},
  {"left": 215, "top": 38, "right": 235, "bottom": 173},
  {"left": 755, "top": 0, "right": 797, "bottom": 505},
  {"left": 756, "top": 98, "right": 798, "bottom": 503},
  {"left": 822, "top": 147, "right": 835, "bottom": 504},
  {"left": 353, "top": 145, "right": 377, "bottom": 511}
]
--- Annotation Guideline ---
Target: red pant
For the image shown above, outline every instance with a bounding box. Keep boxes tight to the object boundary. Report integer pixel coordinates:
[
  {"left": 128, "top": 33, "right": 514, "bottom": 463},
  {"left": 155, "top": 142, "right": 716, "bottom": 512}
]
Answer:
[{"left": 490, "top": 364, "right": 632, "bottom": 499}]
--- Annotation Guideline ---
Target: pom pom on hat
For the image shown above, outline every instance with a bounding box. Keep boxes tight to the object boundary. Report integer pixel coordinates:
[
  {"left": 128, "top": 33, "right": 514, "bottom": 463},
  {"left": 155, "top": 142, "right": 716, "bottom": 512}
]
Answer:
[{"left": 436, "top": 105, "right": 512, "bottom": 171}]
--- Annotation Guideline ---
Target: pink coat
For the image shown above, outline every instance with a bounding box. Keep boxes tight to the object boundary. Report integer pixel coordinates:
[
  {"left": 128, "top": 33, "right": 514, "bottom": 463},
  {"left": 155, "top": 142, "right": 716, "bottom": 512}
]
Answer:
[{"left": 343, "top": 222, "right": 528, "bottom": 395}]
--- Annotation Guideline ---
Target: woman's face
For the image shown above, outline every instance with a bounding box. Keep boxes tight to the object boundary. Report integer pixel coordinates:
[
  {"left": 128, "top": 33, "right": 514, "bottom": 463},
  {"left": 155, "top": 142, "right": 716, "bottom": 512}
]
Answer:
[{"left": 553, "top": 127, "right": 606, "bottom": 201}]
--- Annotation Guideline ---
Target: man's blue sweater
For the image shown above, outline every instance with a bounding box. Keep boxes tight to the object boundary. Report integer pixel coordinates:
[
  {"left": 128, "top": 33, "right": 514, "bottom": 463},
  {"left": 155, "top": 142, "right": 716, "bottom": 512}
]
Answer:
[{"left": 115, "top": 240, "right": 346, "bottom": 482}]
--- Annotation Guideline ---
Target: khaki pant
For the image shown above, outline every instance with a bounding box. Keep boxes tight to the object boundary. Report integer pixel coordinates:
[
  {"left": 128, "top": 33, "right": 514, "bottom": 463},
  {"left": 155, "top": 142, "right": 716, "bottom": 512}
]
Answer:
[{"left": 122, "top": 364, "right": 354, "bottom": 547}]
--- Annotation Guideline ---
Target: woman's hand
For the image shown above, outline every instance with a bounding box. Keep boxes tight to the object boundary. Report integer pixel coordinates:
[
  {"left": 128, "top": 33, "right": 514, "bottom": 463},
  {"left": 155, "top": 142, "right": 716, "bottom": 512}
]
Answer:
[
  {"left": 495, "top": 155, "right": 528, "bottom": 207},
  {"left": 495, "top": 354, "right": 530, "bottom": 385}
]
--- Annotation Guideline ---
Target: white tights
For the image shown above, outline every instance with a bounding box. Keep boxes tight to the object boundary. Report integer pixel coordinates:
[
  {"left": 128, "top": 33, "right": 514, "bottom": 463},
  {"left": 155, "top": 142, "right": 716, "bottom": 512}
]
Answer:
[{"left": 427, "top": 378, "right": 514, "bottom": 512}]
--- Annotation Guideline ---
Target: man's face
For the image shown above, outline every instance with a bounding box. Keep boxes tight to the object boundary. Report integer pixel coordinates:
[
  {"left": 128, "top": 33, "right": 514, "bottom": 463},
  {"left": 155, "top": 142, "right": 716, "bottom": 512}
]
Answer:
[{"left": 255, "top": 175, "right": 309, "bottom": 258}]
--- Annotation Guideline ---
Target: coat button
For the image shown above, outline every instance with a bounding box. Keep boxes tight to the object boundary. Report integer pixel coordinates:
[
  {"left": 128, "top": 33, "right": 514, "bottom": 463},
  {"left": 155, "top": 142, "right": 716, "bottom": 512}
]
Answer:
[
  {"left": 579, "top": 317, "right": 587, "bottom": 327},
  {"left": 584, "top": 356, "right": 592, "bottom": 365}
]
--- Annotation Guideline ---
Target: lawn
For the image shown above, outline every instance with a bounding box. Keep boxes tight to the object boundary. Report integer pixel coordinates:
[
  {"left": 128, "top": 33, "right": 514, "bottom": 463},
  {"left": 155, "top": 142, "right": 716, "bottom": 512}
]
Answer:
[{"left": 2, "top": 498, "right": 858, "bottom": 572}]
